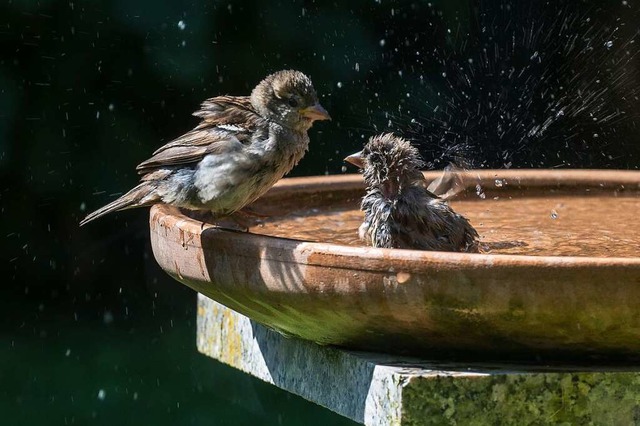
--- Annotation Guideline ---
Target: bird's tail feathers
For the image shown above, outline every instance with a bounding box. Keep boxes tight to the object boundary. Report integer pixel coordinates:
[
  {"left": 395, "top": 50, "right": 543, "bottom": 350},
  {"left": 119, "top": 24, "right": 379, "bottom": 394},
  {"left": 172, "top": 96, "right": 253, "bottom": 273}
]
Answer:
[{"left": 79, "top": 183, "right": 159, "bottom": 226}]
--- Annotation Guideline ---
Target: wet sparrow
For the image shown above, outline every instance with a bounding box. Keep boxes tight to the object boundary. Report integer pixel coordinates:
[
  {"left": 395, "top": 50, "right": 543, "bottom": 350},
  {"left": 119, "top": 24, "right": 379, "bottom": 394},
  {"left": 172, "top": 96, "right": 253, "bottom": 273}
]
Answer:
[
  {"left": 344, "top": 133, "right": 478, "bottom": 252},
  {"left": 81, "top": 70, "right": 330, "bottom": 225}
]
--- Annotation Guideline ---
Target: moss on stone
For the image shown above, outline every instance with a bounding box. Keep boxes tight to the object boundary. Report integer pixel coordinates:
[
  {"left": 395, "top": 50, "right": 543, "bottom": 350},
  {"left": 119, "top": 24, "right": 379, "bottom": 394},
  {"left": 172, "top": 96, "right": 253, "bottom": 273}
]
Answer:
[{"left": 402, "top": 372, "right": 640, "bottom": 425}]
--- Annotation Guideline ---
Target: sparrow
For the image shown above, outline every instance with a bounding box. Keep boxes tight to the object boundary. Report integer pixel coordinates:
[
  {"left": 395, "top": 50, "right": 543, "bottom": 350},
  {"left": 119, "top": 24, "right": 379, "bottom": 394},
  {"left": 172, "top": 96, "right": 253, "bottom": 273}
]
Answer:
[
  {"left": 344, "top": 133, "right": 479, "bottom": 252},
  {"left": 80, "top": 70, "right": 330, "bottom": 226}
]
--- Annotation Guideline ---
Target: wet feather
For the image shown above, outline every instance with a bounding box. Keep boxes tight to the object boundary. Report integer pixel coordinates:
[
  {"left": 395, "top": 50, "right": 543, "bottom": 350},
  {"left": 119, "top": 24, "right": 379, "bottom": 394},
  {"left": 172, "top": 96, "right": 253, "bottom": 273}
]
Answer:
[
  {"left": 81, "top": 70, "right": 329, "bottom": 226},
  {"left": 347, "top": 133, "right": 479, "bottom": 252}
]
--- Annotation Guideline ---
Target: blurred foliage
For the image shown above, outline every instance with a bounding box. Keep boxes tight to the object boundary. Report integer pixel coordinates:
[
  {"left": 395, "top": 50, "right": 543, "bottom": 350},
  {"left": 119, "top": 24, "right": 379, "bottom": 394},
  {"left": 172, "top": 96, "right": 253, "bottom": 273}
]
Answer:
[{"left": 0, "top": 0, "right": 639, "bottom": 424}]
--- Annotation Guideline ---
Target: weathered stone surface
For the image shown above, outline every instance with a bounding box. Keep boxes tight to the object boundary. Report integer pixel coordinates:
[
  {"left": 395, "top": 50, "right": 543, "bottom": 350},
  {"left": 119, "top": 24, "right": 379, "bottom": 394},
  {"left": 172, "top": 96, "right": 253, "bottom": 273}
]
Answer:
[
  {"left": 197, "top": 294, "right": 406, "bottom": 425},
  {"left": 197, "top": 295, "right": 640, "bottom": 425},
  {"left": 401, "top": 372, "right": 640, "bottom": 425}
]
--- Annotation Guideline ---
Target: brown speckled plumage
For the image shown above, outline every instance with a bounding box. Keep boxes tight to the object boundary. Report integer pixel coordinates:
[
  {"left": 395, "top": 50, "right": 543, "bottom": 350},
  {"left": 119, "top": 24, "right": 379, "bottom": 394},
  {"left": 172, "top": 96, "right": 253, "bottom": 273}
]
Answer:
[
  {"left": 81, "top": 70, "right": 329, "bottom": 226},
  {"left": 345, "top": 133, "right": 479, "bottom": 252}
]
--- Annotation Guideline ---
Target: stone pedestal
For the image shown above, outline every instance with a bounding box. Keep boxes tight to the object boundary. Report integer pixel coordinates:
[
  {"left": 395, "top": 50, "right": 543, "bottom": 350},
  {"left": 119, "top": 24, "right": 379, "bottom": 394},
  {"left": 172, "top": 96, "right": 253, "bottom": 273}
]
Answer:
[{"left": 196, "top": 295, "right": 640, "bottom": 425}]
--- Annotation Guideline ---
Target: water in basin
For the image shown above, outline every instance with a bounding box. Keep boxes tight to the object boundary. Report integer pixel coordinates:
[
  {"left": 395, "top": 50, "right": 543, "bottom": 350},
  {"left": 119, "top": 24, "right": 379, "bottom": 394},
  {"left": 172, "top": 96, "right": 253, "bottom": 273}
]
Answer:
[{"left": 245, "top": 192, "right": 640, "bottom": 258}]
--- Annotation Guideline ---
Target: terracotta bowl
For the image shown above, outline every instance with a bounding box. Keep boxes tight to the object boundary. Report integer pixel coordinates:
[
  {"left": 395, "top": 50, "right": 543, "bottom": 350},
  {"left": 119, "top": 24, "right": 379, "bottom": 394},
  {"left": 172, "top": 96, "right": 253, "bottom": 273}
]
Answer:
[{"left": 149, "top": 169, "right": 640, "bottom": 361}]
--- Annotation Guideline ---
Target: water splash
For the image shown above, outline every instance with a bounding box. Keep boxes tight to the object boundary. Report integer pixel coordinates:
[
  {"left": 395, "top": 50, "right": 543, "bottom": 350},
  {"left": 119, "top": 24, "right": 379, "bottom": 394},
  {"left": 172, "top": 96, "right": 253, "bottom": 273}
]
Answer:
[{"left": 364, "top": 2, "right": 640, "bottom": 170}]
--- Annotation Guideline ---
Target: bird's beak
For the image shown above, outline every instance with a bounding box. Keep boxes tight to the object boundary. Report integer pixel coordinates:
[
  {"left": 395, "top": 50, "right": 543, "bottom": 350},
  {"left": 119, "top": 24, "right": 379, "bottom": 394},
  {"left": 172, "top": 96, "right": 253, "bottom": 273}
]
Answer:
[
  {"left": 300, "top": 103, "right": 331, "bottom": 121},
  {"left": 344, "top": 150, "right": 364, "bottom": 169}
]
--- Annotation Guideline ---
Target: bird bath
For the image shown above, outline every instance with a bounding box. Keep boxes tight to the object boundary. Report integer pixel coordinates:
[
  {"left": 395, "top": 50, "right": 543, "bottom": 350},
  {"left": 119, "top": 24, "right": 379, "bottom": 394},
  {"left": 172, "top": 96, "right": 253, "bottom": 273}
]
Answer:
[{"left": 149, "top": 169, "right": 640, "bottom": 362}]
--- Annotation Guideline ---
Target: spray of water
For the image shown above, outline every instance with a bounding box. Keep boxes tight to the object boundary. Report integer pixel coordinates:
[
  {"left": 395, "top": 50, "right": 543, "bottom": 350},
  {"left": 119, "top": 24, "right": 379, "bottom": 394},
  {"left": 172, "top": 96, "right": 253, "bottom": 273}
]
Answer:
[{"left": 365, "top": 2, "right": 640, "bottom": 169}]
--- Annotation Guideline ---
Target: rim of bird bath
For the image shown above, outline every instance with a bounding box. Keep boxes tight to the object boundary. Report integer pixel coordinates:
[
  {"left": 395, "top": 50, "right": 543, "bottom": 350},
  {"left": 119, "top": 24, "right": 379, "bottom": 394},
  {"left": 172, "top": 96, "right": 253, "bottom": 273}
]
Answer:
[{"left": 149, "top": 169, "right": 640, "bottom": 362}]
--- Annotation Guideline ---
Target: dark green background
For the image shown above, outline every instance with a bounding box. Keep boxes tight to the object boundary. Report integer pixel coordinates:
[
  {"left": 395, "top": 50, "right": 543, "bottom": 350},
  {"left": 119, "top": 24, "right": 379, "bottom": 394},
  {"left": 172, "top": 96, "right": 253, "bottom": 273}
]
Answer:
[{"left": 1, "top": 0, "right": 639, "bottom": 424}]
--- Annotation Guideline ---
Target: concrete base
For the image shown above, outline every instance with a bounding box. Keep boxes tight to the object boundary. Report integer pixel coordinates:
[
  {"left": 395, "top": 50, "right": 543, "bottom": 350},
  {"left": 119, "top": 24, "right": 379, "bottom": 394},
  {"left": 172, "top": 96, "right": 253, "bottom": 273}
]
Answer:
[{"left": 197, "top": 295, "right": 640, "bottom": 425}]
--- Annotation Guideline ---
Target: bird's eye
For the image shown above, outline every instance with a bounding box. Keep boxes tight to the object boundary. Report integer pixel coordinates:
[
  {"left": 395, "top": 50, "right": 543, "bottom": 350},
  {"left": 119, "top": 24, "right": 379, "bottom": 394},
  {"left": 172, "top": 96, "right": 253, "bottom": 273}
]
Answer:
[{"left": 288, "top": 97, "right": 299, "bottom": 108}]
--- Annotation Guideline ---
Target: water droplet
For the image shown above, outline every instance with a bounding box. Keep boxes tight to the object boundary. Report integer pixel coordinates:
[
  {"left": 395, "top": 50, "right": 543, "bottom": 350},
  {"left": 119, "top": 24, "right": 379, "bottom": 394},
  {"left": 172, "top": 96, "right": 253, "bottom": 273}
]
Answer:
[
  {"left": 341, "top": 165, "right": 347, "bottom": 173},
  {"left": 494, "top": 179, "right": 504, "bottom": 187},
  {"left": 354, "top": 62, "right": 360, "bottom": 72},
  {"left": 605, "top": 40, "right": 613, "bottom": 49},
  {"left": 475, "top": 184, "right": 486, "bottom": 199},
  {"left": 65, "top": 348, "right": 71, "bottom": 357},
  {"left": 177, "top": 20, "right": 186, "bottom": 30},
  {"left": 103, "top": 311, "right": 114, "bottom": 325},
  {"left": 336, "top": 82, "right": 343, "bottom": 88},
  {"left": 550, "top": 210, "right": 558, "bottom": 219},
  {"left": 379, "top": 39, "right": 386, "bottom": 47},
  {"left": 97, "top": 389, "right": 106, "bottom": 400},
  {"left": 108, "top": 103, "right": 114, "bottom": 111},
  {"left": 441, "top": 72, "right": 447, "bottom": 78},
  {"left": 80, "top": 202, "right": 86, "bottom": 212}
]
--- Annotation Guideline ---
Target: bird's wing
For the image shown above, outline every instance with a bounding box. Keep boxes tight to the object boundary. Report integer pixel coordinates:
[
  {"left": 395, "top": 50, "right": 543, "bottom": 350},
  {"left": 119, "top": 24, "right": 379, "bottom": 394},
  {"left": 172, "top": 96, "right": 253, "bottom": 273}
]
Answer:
[
  {"left": 136, "top": 96, "right": 265, "bottom": 175},
  {"left": 425, "top": 163, "right": 467, "bottom": 200},
  {"left": 191, "top": 95, "right": 258, "bottom": 130}
]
